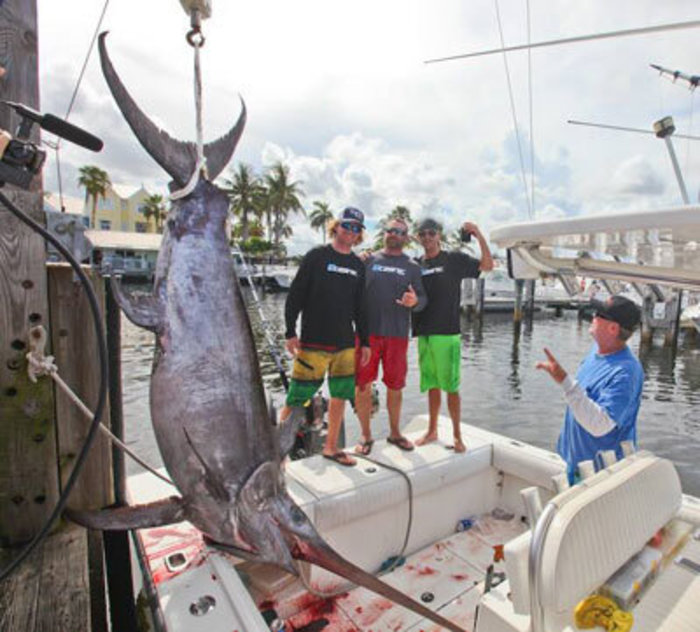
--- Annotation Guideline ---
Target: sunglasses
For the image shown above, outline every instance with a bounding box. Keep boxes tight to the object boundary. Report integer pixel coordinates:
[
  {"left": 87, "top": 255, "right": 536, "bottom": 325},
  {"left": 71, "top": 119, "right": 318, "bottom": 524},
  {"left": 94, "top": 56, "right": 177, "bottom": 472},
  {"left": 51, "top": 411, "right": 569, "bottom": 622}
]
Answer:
[
  {"left": 418, "top": 229, "right": 437, "bottom": 238},
  {"left": 386, "top": 227, "right": 407, "bottom": 236},
  {"left": 340, "top": 221, "right": 362, "bottom": 234}
]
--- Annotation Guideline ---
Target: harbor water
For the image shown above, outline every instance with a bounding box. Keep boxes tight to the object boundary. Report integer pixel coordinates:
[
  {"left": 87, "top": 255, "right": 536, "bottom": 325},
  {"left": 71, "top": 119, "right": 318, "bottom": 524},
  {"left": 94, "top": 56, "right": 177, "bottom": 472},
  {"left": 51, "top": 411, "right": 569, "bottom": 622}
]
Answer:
[{"left": 121, "top": 289, "right": 700, "bottom": 497}]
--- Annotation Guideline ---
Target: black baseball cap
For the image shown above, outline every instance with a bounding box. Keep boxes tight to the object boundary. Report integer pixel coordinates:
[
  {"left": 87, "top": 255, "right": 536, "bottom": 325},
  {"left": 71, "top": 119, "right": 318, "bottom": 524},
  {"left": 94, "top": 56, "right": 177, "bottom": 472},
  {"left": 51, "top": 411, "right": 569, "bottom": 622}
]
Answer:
[
  {"left": 591, "top": 295, "right": 641, "bottom": 330},
  {"left": 416, "top": 218, "right": 442, "bottom": 233},
  {"left": 339, "top": 207, "right": 365, "bottom": 227}
]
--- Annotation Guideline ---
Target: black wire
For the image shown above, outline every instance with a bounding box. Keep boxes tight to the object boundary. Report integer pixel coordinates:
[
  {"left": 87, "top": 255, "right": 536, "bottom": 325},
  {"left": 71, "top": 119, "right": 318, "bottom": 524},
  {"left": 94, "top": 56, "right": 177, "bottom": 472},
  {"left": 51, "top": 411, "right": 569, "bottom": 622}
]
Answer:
[{"left": 0, "top": 189, "right": 108, "bottom": 583}]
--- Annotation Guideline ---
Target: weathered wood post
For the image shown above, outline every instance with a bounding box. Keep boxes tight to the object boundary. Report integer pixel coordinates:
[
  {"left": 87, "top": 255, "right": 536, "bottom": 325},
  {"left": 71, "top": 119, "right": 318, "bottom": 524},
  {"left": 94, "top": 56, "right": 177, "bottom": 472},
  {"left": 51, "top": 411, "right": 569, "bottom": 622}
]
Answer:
[
  {"left": 663, "top": 291, "right": 682, "bottom": 349},
  {"left": 47, "top": 264, "right": 113, "bottom": 509},
  {"left": 524, "top": 279, "right": 536, "bottom": 319},
  {"left": 513, "top": 279, "right": 524, "bottom": 323},
  {"left": 475, "top": 277, "right": 485, "bottom": 319},
  {"left": 640, "top": 294, "right": 654, "bottom": 344},
  {"left": 0, "top": 0, "right": 60, "bottom": 545}
]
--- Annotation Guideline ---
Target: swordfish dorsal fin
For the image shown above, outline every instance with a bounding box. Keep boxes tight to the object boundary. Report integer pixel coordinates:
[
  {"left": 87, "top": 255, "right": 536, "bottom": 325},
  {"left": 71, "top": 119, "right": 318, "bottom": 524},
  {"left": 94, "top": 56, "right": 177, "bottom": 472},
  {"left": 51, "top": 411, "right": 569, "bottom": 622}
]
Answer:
[{"left": 98, "top": 32, "right": 246, "bottom": 186}]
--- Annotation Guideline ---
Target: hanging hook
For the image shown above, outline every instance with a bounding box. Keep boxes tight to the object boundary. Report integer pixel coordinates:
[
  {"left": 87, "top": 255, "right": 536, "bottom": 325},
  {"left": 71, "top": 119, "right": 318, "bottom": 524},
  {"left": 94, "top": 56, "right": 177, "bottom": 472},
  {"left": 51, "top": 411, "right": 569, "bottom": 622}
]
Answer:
[{"left": 186, "top": 8, "right": 206, "bottom": 47}]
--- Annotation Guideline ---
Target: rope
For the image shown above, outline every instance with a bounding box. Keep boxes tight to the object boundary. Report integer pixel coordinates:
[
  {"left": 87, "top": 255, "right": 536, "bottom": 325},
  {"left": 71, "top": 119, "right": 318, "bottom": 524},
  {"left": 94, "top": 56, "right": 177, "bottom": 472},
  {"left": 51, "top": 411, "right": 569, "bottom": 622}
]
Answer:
[
  {"left": 54, "top": 0, "right": 111, "bottom": 211},
  {"left": 170, "top": 9, "right": 208, "bottom": 201},
  {"left": 526, "top": 0, "right": 535, "bottom": 218},
  {"left": 493, "top": 0, "right": 533, "bottom": 219},
  {"left": 26, "top": 326, "right": 173, "bottom": 487}
]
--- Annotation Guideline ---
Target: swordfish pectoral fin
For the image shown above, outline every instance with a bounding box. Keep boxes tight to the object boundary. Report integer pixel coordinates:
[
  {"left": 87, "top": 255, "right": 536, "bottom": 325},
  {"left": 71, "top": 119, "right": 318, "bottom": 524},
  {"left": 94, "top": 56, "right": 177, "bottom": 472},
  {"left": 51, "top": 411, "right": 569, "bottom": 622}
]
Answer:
[
  {"left": 64, "top": 496, "right": 186, "bottom": 531},
  {"left": 110, "top": 276, "right": 164, "bottom": 332}
]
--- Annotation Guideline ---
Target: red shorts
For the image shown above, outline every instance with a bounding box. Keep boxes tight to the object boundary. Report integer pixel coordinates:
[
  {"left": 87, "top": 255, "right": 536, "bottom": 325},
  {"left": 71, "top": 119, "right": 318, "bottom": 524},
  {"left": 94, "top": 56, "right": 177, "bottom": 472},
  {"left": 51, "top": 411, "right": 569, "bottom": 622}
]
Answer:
[{"left": 356, "top": 335, "right": 409, "bottom": 390}]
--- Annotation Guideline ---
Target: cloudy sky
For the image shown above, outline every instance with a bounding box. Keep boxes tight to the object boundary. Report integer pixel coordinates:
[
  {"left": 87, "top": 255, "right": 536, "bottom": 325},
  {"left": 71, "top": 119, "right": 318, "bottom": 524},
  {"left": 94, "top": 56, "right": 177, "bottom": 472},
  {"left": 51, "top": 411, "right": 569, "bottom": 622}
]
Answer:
[{"left": 37, "top": 0, "right": 699, "bottom": 253}]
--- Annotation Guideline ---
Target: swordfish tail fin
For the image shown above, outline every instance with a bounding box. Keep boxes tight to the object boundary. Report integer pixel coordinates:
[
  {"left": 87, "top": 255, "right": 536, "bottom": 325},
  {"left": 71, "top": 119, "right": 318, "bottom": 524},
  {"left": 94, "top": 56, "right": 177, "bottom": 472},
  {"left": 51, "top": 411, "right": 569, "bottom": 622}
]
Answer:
[{"left": 98, "top": 32, "right": 246, "bottom": 186}]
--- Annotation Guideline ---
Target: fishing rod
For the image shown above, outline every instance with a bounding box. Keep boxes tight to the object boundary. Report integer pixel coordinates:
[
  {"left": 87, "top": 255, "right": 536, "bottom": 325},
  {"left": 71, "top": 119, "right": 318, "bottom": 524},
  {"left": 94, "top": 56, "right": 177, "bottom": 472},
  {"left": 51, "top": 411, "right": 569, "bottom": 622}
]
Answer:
[{"left": 234, "top": 247, "right": 290, "bottom": 392}]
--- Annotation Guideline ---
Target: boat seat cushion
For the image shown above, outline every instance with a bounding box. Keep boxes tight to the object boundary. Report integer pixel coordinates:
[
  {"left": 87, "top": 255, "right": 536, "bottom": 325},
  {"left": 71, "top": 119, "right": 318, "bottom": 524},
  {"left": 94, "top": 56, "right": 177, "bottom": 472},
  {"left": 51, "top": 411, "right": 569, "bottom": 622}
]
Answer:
[
  {"left": 505, "top": 453, "right": 682, "bottom": 616},
  {"left": 540, "top": 453, "right": 682, "bottom": 612}
]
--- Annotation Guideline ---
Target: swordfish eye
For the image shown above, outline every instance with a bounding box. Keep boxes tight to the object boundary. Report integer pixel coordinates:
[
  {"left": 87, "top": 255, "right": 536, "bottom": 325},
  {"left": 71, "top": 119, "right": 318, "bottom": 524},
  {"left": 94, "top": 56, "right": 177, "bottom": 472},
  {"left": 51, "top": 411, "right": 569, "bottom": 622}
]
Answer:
[{"left": 290, "top": 506, "right": 306, "bottom": 524}]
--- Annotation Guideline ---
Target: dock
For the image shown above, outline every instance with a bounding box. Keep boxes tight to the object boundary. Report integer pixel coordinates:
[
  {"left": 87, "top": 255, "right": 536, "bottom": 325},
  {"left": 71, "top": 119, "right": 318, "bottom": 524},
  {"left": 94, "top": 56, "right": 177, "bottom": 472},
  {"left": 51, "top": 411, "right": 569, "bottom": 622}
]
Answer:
[{"left": 0, "top": 525, "right": 105, "bottom": 632}]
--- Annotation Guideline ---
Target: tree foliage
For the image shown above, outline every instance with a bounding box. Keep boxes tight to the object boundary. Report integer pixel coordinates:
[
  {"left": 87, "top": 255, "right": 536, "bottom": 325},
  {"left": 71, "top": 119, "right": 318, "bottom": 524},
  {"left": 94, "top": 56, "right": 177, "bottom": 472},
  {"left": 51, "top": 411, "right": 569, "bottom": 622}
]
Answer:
[{"left": 78, "top": 165, "right": 111, "bottom": 229}]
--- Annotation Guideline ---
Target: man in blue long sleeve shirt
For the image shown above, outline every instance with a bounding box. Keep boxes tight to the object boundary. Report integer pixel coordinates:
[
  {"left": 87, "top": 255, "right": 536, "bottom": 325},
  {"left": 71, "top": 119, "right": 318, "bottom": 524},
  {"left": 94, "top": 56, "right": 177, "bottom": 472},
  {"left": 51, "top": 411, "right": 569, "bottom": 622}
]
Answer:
[{"left": 536, "top": 295, "right": 644, "bottom": 482}]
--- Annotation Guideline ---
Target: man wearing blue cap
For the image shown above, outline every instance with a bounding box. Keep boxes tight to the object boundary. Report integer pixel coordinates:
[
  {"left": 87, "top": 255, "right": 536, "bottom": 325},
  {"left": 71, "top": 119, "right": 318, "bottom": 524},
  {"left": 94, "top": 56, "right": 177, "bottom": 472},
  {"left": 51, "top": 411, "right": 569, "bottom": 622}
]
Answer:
[
  {"left": 537, "top": 295, "right": 645, "bottom": 482},
  {"left": 282, "top": 207, "right": 371, "bottom": 467}
]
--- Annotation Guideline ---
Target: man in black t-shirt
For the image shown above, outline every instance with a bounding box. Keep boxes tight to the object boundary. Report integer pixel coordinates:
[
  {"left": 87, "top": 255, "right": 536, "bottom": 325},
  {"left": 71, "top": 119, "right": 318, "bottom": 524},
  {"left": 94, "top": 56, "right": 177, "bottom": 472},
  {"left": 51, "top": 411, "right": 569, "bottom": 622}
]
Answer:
[
  {"left": 282, "top": 207, "right": 371, "bottom": 467},
  {"left": 413, "top": 218, "right": 493, "bottom": 452}
]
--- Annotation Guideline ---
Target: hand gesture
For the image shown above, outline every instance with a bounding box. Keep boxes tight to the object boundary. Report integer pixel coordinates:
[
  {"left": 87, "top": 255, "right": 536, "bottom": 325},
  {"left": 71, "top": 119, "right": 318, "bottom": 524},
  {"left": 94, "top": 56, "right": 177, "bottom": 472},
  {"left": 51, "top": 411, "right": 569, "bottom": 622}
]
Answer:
[
  {"left": 396, "top": 284, "right": 418, "bottom": 308},
  {"left": 285, "top": 336, "right": 301, "bottom": 357},
  {"left": 535, "top": 347, "right": 567, "bottom": 384}
]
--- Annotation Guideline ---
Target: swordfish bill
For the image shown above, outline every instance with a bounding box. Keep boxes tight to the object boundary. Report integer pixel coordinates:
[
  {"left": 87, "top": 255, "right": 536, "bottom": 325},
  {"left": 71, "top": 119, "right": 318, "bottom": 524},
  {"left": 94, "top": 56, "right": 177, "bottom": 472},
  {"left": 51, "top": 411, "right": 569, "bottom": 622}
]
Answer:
[{"left": 67, "top": 33, "right": 466, "bottom": 632}]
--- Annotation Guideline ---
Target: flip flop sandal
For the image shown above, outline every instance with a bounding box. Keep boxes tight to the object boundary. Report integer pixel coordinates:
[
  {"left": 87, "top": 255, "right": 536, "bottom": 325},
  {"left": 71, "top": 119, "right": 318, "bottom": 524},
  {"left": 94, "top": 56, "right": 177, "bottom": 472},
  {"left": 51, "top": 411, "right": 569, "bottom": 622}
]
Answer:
[
  {"left": 322, "top": 451, "right": 356, "bottom": 467},
  {"left": 354, "top": 439, "right": 374, "bottom": 456},
  {"left": 387, "top": 436, "right": 415, "bottom": 451}
]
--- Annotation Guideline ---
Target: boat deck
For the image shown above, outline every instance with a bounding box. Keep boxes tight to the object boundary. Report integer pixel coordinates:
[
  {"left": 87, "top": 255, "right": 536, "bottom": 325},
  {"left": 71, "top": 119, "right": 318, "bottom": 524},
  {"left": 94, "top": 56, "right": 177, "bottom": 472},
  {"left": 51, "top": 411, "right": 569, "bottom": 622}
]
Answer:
[{"left": 249, "top": 510, "right": 527, "bottom": 631}]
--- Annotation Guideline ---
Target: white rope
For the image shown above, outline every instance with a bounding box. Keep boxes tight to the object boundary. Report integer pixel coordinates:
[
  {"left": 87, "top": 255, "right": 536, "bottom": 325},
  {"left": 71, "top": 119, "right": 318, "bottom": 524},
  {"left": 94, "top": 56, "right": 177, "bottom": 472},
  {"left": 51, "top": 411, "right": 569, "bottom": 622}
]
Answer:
[
  {"left": 26, "top": 326, "right": 173, "bottom": 486},
  {"left": 169, "top": 17, "right": 208, "bottom": 201},
  {"left": 526, "top": 0, "right": 535, "bottom": 218},
  {"left": 493, "top": 0, "right": 533, "bottom": 219}
]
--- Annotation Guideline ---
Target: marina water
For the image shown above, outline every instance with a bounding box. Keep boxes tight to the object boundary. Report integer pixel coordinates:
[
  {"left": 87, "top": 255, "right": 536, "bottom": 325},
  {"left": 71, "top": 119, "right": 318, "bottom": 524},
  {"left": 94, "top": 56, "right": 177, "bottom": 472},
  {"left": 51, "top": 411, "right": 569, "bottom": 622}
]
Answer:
[{"left": 121, "top": 289, "right": 700, "bottom": 497}]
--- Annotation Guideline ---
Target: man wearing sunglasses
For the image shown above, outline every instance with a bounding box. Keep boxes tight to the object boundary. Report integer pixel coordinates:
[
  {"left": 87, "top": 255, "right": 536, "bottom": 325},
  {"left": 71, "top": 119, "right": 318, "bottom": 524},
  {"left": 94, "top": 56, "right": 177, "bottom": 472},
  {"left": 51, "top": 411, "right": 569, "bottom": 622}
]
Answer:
[
  {"left": 413, "top": 218, "right": 494, "bottom": 453},
  {"left": 536, "top": 295, "right": 644, "bottom": 483},
  {"left": 283, "top": 207, "right": 371, "bottom": 467},
  {"left": 353, "top": 218, "right": 427, "bottom": 456}
]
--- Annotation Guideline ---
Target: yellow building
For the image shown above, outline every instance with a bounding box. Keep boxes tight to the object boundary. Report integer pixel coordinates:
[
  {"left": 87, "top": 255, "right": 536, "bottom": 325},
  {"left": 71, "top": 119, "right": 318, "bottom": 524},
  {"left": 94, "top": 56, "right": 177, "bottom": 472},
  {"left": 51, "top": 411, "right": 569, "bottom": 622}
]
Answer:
[{"left": 90, "top": 183, "right": 158, "bottom": 233}]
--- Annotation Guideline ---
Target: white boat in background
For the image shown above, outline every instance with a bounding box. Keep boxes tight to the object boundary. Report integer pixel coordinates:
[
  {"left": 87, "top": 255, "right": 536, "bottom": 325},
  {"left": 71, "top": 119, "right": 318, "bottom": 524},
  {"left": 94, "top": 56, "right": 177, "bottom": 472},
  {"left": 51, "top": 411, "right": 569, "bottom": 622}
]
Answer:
[{"left": 128, "top": 205, "right": 700, "bottom": 632}]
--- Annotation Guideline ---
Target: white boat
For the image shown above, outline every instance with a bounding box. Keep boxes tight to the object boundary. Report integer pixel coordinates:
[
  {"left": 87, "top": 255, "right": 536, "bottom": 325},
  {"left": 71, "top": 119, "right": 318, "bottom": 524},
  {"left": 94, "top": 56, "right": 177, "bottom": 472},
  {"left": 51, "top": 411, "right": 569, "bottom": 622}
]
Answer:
[
  {"left": 129, "top": 206, "right": 700, "bottom": 632},
  {"left": 461, "top": 270, "right": 580, "bottom": 314}
]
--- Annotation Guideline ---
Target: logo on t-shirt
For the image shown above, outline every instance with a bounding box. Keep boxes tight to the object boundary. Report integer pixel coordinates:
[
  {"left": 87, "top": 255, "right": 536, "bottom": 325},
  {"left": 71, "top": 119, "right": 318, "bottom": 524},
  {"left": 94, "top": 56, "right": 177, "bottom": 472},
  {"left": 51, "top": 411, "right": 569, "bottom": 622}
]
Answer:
[
  {"left": 421, "top": 266, "right": 444, "bottom": 276},
  {"left": 327, "top": 263, "right": 358, "bottom": 277},
  {"left": 371, "top": 264, "right": 406, "bottom": 276}
]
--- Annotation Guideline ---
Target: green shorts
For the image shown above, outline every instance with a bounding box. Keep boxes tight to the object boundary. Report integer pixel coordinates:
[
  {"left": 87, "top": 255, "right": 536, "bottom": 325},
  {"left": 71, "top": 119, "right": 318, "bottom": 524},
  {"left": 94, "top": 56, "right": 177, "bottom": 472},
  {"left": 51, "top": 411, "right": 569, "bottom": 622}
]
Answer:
[
  {"left": 417, "top": 334, "right": 461, "bottom": 393},
  {"left": 286, "top": 347, "right": 356, "bottom": 406}
]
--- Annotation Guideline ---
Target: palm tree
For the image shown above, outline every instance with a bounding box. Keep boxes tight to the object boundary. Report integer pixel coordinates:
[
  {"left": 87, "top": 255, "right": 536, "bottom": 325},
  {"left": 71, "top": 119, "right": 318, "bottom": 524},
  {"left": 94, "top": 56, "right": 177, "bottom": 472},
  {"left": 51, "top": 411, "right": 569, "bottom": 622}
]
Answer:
[
  {"left": 222, "top": 163, "right": 264, "bottom": 242},
  {"left": 263, "top": 162, "right": 305, "bottom": 250},
  {"left": 309, "top": 201, "right": 333, "bottom": 244},
  {"left": 140, "top": 193, "right": 166, "bottom": 233},
  {"left": 78, "top": 165, "right": 111, "bottom": 229}
]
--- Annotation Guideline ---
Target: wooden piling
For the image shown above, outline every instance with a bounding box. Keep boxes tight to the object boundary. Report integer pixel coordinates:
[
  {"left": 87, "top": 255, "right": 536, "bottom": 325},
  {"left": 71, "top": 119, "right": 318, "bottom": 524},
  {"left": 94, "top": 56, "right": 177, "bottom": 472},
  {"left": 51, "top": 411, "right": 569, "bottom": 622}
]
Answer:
[
  {"left": 513, "top": 279, "right": 524, "bottom": 323},
  {"left": 524, "top": 279, "right": 536, "bottom": 318},
  {"left": 0, "top": 0, "right": 60, "bottom": 546},
  {"left": 475, "top": 277, "right": 485, "bottom": 319},
  {"left": 1, "top": 4, "right": 110, "bottom": 629},
  {"left": 47, "top": 264, "right": 113, "bottom": 510}
]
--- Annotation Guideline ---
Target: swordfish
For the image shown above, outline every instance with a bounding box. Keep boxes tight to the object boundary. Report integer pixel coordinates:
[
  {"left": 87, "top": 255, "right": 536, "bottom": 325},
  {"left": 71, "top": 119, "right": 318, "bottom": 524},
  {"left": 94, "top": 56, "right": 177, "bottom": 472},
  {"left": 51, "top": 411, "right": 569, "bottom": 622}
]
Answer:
[{"left": 69, "top": 32, "right": 466, "bottom": 632}]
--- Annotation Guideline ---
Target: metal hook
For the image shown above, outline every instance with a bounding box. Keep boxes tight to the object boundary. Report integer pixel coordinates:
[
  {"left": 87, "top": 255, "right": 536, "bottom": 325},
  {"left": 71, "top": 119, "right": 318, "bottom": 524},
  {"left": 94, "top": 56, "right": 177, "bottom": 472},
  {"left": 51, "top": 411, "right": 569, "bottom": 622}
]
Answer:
[
  {"left": 186, "top": 28, "right": 206, "bottom": 47},
  {"left": 186, "top": 8, "right": 205, "bottom": 47}
]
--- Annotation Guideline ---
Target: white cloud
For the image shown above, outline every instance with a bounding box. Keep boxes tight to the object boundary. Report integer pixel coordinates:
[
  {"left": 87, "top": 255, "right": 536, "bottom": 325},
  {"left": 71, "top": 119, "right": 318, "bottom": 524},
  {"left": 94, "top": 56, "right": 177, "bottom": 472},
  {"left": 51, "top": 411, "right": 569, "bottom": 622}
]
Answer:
[{"left": 34, "top": 0, "right": 699, "bottom": 253}]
